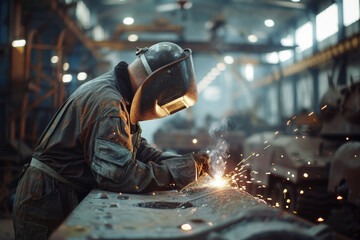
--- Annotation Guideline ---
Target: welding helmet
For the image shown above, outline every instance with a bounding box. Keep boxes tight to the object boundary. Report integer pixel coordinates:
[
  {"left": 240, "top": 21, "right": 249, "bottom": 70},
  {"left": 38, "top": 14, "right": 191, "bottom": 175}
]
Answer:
[{"left": 130, "top": 42, "right": 198, "bottom": 123}]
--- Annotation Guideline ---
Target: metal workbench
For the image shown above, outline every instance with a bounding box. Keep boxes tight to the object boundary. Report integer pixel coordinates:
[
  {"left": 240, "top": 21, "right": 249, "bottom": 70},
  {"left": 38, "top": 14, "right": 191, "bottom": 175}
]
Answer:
[{"left": 50, "top": 178, "right": 334, "bottom": 240}]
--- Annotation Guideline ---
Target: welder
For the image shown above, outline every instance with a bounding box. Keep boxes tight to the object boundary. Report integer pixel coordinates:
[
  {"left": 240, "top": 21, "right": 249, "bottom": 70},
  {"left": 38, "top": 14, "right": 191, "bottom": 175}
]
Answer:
[{"left": 12, "top": 42, "right": 211, "bottom": 240}]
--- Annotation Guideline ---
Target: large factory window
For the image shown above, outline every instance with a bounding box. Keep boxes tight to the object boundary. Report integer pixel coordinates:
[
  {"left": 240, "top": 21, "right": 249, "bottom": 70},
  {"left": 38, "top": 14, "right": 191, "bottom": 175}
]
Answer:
[
  {"left": 295, "top": 22, "right": 313, "bottom": 51},
  {"left": 316, "top": 4, "right": 338, "bottom": 41},
  {"left": 343, "top": 0, "right": 360, "bottom": 26}
]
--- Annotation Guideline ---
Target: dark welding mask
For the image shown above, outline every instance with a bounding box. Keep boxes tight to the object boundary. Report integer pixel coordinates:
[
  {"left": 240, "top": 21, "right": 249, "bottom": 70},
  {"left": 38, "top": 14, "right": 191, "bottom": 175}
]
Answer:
[{"left": 130, "top": 42, "right": 198, "bottom": 123}]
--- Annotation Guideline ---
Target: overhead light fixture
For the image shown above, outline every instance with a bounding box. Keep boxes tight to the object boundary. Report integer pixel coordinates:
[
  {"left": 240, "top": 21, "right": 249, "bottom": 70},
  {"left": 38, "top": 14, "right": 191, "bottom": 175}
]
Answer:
[
  {"left": 264, "top": 19, "right": 275, "bottom": 27},
  {"left": 77, "top": 72, "right": 87, "bottom": 81},
  {"left": 63, "top": 62, "right": 70, "bottom": 71},
  {"left": 211, "top": 68, "right": 220, "bottom": 76},
  {"left": 216, "top": 62, "right": 226, "bottom": 71},
  {"left": 291, "top": 0, "right": 300, "bottom": 2},
  {"left": 156, "top": 2, "right": 192, "bottom": 12},
  {"left": 128, "top": 34, "right": 138, "bottom": 42},
  {"left": 12, "top": 39, "right": 26, "bottom": 47},
  {"left": 248, "top": 34, "right": 258, "bottom": 43},
  {"left": 51, "top": 56, "right": 59, "bottom": 64},
  {"left": 62, "top": 74, "right": 72, "bottom": 83},
  {"left": 123, "top": 17, "right": 134, "bottom": 25},
  {"left": 224, "top": 56, "right": 234, "bottom": 64}
]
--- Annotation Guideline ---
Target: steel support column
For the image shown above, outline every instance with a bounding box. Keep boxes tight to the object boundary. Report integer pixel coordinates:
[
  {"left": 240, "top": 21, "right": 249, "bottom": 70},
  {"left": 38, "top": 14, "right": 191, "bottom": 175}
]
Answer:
[{"left": 309, "top": 68, "right": 319, "bottom": 114}]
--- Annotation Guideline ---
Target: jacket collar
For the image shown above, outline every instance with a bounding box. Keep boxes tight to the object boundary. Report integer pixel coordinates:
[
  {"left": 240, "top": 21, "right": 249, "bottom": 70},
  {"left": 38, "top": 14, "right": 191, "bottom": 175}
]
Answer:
[{"left": 114, "top": 61, "right": 133, "bottom": 106}]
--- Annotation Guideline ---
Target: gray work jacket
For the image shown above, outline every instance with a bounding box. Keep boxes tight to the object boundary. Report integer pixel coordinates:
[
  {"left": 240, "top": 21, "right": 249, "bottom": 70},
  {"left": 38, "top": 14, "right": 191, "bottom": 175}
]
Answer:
[{"left": 33, "top": 62, "right": 198, "bottom": 196}]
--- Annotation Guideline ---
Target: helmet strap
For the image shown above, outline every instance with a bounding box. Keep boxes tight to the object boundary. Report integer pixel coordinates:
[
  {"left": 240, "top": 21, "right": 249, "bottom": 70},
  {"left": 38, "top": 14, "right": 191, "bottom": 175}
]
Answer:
[{"left": 140, "top": 54, "right": 152, "bottom": 75}]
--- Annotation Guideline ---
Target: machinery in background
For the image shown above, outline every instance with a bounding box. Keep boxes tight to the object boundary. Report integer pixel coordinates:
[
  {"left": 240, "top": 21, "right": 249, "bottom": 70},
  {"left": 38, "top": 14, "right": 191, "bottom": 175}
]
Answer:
[
  {"left": 153, "top": 112, "right": 272, "bottom": 176},
  {"left": 243, "top": 77, "right": 360, "bottom": 238}
]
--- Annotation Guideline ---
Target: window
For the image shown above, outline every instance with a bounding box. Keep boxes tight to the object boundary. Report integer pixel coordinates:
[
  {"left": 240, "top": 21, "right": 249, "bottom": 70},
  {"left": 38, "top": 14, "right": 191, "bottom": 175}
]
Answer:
[
  {"left": 244, "top": 64, "right": 254, "bottom": 82},
  {"left": 316, "top": 4, "right": 338, "bottom": 41},
  {"left": 279, "top": 50, "right": 293, "bottom": 62},
  {"left": 295, "top": 22, "right": 313, "bottom": 51},
  {"left": 76, "top": 1, "right": 91, "bottom": 29},
  {"left": 344, "top": 0, "right": 360, "bottom": 26}
]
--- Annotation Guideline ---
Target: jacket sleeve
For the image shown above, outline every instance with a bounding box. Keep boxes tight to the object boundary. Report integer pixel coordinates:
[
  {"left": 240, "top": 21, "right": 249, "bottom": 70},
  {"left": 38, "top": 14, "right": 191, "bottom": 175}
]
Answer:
[
  {"left": 80, "top": 115, "right": 198, "bottom": 193},
  {"left": 136, "top": 138, "right": 199, "bottom": 190}
]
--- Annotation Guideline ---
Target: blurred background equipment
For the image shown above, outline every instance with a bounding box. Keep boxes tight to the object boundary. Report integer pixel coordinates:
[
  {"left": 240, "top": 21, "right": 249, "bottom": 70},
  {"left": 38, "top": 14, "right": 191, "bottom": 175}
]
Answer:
[{"left": 1, "top": 0, "right": 360, "bottom": 239}]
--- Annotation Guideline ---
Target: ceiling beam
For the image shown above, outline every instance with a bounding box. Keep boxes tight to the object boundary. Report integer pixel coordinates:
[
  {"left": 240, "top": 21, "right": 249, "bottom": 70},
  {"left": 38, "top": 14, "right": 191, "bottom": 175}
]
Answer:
[
  {"left": 112, "top": 19, "right": 184, "bottom": 40},
  {"left": 231, "top": 0, "right": 307, "bottom": 10},
  {"left": 92, "top": 40, "right": 295, "bottom": 53}
]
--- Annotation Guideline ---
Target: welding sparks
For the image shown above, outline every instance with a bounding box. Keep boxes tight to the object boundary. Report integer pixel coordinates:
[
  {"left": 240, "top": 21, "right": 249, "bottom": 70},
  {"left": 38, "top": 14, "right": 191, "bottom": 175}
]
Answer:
[
  {"left": 337, "top": 196, "right": 343, "bottom": 200},
  {"left": 210, "top": 175, "right": 227, "bottom": 187},
  {"left": 317, "top": 217, "right": 325, "bottom": 222},
  {"left": 181, "top": 223, "right": 192, "bottom": 231},
  {"left": 303, "top": 173, "right": 309, "bottom": 178},
  {"left": 192, "top": 138, "right": 198, "bottom": 144},
  {"left": 321, "top": 105, "right": 327, "bottom": 110}
]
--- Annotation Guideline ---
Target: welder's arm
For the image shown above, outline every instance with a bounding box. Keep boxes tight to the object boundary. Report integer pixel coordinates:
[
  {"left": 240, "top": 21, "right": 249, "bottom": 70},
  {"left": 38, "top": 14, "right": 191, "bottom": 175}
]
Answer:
[
  {"left": 136, "top": 138, "right": 206, "bottom": 189},
  {"left": 82, "top": 116, "right": 198, "bottom": 192}
]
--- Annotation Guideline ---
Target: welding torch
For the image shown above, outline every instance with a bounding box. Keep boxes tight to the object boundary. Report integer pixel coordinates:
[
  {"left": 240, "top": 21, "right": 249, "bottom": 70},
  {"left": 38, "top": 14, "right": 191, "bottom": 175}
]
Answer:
[
  {"left": 204, "top": 166, "right": 215, "bottom": 179},
  {"left": 193, "top": 152, "right": 215, "bottom": 179}
]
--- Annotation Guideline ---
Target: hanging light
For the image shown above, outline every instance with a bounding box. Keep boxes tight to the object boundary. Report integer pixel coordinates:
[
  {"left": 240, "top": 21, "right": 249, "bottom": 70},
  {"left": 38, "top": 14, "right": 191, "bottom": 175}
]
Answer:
[
  {"left": 62, "top": 74, "right": 72, "bottom": 83},
  {"left": 248, "top": 34, "right": 258, "bottom": 43},
  {"left": 51, "top": 56, "right": 59, "bottom": 64},
  {"left": 63, "top": 62, "right": 70, "bottom": 71},
  {"left": 128, "top": 34, "right": 138, "bottom": 42},
  {"left": 77, "top": 72, "right": 87, "bottom": 81},
  {"left": 224, "top": 56, "right": 234, "bottom": 64},
  {"left": 12, "top": 39, "right": 26, "bottom": 47},
  {"left": 264, "top": 19, "right": 275, "bottom": 27},
  {"left": 123, "top": 17, "right": 134, "bottom": 25}
]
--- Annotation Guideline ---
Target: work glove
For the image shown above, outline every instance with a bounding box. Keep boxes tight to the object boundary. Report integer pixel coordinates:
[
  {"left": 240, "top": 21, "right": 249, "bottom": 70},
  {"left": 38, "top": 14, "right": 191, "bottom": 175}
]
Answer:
[{"left": 192, "top": 152, "right": 211, "bottom": 177}]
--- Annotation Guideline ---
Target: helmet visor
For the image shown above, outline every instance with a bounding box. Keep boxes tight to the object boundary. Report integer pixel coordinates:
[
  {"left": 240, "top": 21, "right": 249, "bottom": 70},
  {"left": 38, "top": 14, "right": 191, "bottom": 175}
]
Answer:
[{"left": 130, "top": 49, "right": 197, "bottom": 123}]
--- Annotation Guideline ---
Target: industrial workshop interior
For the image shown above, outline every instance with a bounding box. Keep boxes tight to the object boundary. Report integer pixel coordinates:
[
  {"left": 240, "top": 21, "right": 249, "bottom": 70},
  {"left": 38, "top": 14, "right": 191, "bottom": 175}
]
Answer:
[{"left": 1, "top": 0, "right": 360, "bottom": 239}]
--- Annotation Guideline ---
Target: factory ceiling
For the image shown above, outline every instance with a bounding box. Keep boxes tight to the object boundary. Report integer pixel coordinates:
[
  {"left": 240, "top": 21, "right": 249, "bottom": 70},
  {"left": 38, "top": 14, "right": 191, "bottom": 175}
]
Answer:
[{"left": 82, "top": 0, "right": 324, "bottom": 53}]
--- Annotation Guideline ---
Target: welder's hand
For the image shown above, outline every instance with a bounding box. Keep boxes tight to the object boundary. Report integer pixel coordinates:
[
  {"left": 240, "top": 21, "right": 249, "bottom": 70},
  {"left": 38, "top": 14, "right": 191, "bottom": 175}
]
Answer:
[{"left": 192, "top": 152, "right": 211, "bottom": 177}]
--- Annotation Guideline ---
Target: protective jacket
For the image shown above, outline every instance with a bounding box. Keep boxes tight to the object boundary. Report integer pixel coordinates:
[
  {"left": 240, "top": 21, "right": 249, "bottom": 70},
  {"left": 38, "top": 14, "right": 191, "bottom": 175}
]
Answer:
[{"left": 13, "top": 62, "right": 198, "bottom": 239}]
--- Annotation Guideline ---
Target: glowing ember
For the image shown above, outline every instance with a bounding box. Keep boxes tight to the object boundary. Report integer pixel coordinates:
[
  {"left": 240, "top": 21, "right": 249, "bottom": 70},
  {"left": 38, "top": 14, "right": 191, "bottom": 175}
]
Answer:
[
  {"left": 321, "top": 105, "right": 327, "bottom": 110},
  {"left": 303, "top": 173, "right": 308, "bottom": 178},
  {"left": 192, "top": 138, "right": 198, "bottom": 144},
  {"left": 300, "top": 190, "right": 304, "bottom": 194},
  {"left": 337, "top": 196, "right": 343, "bottom": 200},
  {"left": 181, "top": 223, "right": 192, "bottom": 231},
  {"left": 317, "top": 217, "right": 325, "bottom": 222}
]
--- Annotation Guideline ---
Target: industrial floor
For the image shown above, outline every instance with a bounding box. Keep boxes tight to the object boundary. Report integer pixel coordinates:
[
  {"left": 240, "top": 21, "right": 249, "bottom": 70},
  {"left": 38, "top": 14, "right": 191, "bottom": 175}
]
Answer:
[{"left": 0, "top": 217, "right": 14, "bottom": 240}]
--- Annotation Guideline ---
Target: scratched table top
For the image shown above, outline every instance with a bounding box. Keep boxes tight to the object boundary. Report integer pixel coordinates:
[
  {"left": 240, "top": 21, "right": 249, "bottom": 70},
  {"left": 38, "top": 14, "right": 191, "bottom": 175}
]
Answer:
[{"left": 50, "top": 178, "right": 333, "bottom": 240}]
